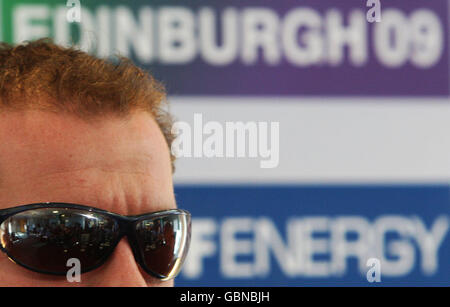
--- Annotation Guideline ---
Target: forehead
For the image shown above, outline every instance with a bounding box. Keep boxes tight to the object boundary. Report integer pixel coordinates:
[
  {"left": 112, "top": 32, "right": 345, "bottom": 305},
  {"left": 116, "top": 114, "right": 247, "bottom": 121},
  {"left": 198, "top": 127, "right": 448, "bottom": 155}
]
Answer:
[{"left": 0, "top": 109, "right": 174, "bottom": 215}]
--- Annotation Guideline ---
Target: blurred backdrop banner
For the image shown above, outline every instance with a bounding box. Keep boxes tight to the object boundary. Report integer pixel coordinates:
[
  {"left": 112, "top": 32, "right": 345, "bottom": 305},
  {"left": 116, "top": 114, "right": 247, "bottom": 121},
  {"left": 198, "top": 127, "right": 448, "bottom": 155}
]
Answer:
[{"left": 1, "top": 0, "right": 449, "bottom": 286}]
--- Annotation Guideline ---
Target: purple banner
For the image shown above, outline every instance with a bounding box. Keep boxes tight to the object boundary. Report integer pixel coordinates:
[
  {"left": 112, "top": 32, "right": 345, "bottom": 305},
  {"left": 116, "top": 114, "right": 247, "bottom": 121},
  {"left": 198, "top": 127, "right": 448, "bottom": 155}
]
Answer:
[
  {"left": 10, "top": 0, "right": 447, "bottom": 96},
  {"left": 123, "top": 0, "right": 450, "bottom": 96}
]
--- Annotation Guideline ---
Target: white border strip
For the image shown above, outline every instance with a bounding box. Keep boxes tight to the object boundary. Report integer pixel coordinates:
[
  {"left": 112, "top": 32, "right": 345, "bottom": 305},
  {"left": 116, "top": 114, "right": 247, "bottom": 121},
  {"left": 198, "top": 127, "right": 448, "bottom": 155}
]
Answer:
[{"left": 171, "top": 97, "right": 450, "bottom": 185}]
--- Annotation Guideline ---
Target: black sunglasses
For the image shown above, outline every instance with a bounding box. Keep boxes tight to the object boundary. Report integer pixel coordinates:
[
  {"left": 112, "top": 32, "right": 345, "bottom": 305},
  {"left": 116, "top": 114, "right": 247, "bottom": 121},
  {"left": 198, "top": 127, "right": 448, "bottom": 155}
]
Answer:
[{"left": 0, "top": 202, "right": 191, "bottom": 280}]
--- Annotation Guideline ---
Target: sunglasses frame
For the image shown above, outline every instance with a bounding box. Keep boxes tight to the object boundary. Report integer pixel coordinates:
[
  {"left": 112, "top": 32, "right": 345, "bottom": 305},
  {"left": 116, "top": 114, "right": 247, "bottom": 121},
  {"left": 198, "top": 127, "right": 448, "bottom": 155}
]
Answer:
[{"left": 0, "top": 202, "right": 191, "bottom": 281}]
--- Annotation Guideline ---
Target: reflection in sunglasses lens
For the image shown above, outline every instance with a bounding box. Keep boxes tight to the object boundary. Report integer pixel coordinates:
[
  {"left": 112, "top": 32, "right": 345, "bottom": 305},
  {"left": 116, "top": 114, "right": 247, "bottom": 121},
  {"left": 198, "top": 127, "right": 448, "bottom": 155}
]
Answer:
[
  {"left": 0, "top": 208, "right": 119, "bottom": 274},
  {"left": 135, "top": 214, "right": 190, "bottom": 279}
]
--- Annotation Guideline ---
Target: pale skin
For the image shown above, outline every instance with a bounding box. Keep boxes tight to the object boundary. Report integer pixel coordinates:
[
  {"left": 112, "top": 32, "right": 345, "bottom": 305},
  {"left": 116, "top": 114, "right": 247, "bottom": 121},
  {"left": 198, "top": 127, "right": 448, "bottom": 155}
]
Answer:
[{"left": 0, "top": 109, "right": 176, "bottom": 286}]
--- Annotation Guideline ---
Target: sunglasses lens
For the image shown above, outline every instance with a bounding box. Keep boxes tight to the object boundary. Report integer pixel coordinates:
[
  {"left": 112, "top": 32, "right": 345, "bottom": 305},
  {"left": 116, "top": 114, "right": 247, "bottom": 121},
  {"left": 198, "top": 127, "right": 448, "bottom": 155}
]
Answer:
[
  {"left": 0, "top": 208, "right": 119, "bottom": 274},
  {"left": 135, "top": 213, "right": 190, "bottom": 279}
]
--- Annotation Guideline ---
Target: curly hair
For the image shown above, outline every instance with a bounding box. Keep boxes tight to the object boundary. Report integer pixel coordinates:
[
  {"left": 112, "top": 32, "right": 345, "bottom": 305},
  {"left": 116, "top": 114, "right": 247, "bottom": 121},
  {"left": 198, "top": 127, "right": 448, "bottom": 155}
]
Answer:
[{"left": 0, "top": 38, "right": 175, "bottom": 171}]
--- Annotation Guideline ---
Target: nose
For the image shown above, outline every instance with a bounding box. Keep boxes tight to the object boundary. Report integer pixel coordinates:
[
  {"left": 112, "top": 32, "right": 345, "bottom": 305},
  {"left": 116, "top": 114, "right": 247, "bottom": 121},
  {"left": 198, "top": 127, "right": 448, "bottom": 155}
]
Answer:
[{"left": 81, "top": 239, "right": 165, "bottom": 287}]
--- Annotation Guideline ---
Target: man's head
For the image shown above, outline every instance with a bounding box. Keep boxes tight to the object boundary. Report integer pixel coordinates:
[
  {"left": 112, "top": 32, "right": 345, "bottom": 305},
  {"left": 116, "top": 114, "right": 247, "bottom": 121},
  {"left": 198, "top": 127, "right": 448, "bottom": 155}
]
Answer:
[{"left": 0, "top": 39, "right": 179, "bottom": 286}]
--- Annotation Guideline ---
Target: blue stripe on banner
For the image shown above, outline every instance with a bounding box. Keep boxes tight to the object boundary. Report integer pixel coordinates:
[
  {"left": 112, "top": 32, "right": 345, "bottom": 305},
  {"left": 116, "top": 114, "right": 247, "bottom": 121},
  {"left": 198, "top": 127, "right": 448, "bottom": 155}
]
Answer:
[{"left": 174, "top": 185, "right": 450, "bottom": 286}]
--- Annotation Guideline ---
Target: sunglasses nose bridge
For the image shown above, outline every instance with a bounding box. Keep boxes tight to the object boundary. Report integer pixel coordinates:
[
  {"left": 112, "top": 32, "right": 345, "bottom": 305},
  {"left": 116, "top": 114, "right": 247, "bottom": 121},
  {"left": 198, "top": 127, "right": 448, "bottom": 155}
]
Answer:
[
  {"left": 116, "top": 217, "right": 135, "bottom": 238},
  {"left": 116, "top": 217, "right": 141, "bottom": 258}
]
